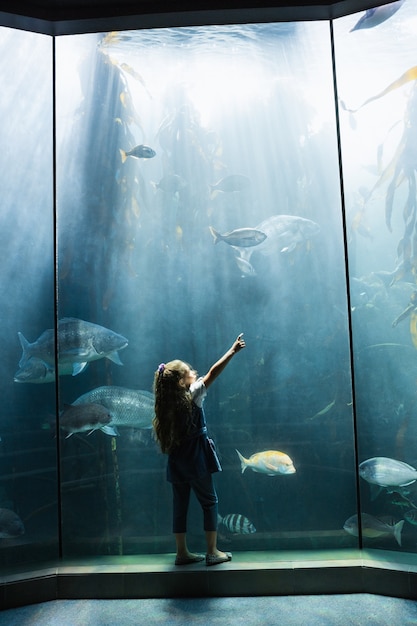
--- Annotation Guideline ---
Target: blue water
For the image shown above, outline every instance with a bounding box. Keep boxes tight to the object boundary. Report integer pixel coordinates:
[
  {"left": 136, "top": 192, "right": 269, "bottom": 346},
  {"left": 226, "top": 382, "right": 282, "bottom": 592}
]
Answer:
[{"left": 2, "top": 1, "right": 417, "bottom": 572}]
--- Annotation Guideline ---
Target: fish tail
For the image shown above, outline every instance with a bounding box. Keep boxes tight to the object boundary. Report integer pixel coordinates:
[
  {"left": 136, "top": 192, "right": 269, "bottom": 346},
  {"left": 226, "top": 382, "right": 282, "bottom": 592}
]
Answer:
[
  {"left": 235, "top": 449, "right": 247, "bottom": 474},
  {"left": 394, "top": 519, "right": 404, "bottom": 546},
  {"left": 209, "top": 226, "right": 221, "bottom": 244},
  {"left": 119, "top": 149, "right": 127, "bottom": 164}
]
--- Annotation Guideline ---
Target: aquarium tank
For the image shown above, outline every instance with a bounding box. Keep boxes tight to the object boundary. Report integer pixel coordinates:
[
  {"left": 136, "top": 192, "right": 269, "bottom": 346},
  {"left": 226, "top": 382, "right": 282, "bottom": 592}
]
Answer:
[{"left": 2, "top": 0, "right": 417, "bottom": 575}]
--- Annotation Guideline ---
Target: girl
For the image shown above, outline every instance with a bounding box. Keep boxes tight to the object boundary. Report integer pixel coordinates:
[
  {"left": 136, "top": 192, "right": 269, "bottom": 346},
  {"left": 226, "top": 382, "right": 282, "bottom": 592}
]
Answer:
[{"left": 153, "top": 333, "right": 246, "bottom": 566}]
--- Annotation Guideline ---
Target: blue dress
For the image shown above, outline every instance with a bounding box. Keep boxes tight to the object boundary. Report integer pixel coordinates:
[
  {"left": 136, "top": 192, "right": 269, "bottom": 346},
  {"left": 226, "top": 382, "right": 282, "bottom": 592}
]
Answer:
[{"left": 167, "top": 378, "right": 221, "bottom": 483}]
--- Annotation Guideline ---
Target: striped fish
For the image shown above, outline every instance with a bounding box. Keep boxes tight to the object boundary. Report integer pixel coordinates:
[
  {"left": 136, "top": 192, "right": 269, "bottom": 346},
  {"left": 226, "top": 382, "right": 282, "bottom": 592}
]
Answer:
[{"left": 220, "top": 513, "right": 256, "bottom": 534}]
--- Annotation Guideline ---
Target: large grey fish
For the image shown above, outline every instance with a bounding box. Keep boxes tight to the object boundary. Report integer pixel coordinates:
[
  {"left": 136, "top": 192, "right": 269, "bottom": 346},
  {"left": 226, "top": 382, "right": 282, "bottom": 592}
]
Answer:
[
  {"left": 219, "top": 513, "right": 256, "bottom": 534},
  {"left": 0, "top": 508, "right": 25, "bottom": 539},
  {"left": 18, "top": 318, "right": 128, "bottom": 376},
  {"left": 14, "top": 357, "right": 77, "bottom": 384},
  {"left": 59, "top": 403, "right": 116, "bottom": 438},
  {"left": 343, "top": 512, "right": 404, "bottom": 546},
  {"left": 359, "top": 457, "right": 417, "bottom": 488},
  {"left": 72, "top": 385, "right": 154, "bottom": 433},
  {"left": 152, "top": 174, "right": 186, "bottom": 194},
  {"left": 233, "top": 214, "right": 320, "bottom": 273},
  {"left": 209, "top": 226, "right": 267, "bottom": 248}
]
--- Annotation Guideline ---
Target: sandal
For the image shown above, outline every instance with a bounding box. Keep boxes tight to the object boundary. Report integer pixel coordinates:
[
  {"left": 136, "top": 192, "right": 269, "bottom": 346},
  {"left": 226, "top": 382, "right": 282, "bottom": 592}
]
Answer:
[
  {"left": 175, "top": 554, "right": 205, "bottom": 566},
  {"left": 205, "top": 552, "right": 232, "bottom": 566}
]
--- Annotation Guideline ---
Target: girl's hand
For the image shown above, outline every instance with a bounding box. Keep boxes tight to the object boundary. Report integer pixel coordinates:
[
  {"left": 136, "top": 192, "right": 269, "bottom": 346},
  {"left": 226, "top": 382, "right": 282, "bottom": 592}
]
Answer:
[{"left": 233, "top": 333, "right": 246, "bottom": 352}]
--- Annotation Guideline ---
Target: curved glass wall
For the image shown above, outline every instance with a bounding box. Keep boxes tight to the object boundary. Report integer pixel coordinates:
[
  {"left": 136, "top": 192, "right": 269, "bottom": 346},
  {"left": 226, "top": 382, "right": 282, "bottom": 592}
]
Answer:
[
  {"left": 2, "top": 0, "right": 417, "bottom": 574},
  {"left": 0, "top": 27, "right": 57, "bottom": 568},
  {"left": 334, "top": 0, "right": 417, "bottom": 552}
]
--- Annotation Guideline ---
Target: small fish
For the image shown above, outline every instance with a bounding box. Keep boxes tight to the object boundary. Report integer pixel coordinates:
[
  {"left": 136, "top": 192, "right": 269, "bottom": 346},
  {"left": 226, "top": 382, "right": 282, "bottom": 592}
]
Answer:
[
  {"left": 18, "top": 318, "right": 128, "bottom": 376},
  {"left": 390, "top": 491, "right": 417, "bottom": 510},
  {"left": 210, "top": 174, "right": 250, "bottom": 193},
  {"left": 234, "top": 256, "right": 256, "bottom": 276},
  {"left": 119, "top": 144, "right": 156, "bottom": 163},
  {"left": 350, "top": 1, "right": 404, "bottom": 31},
  {"left": 343, "top": 513, "right": 404, "bottom": 546},
  {"left": 151, "top": 174, "right": 187, "bottom": 194},
  {"left": 209, "top": 226, "right": 267, "bottom": 248},
  {"left": 236, "top": 449, "right": 296, "bottom": 476},
  {"left": 219, "top": 513, "right": 256, "bottom": 534},
  {"left": 309, "top": 399, "right": 336, "bottom": 420},
  {"left": 0, "top": 508, "right": 25, "bottom": 539},
  {"left": 359, "top": 457, "right": 417, "bottom": 488},
  {"left": 59, "top": 403, "right": 116, "bottom": 438}
]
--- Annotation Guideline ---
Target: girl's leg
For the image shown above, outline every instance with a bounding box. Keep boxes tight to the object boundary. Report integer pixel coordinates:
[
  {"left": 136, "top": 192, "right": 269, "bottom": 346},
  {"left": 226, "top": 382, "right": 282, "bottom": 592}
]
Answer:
[
  {"left": 172, "top": 482, "right": 202, "bottom": 560},
  {"left": 205, "top": 529, "right": 222, "bottom": 556},
  {"left": 172, "top": 481, "right": 191, "bottom": 538},
  {"left": 192, "top": 474, "right": 230, "bottom": 558},
  {"left": 174, "top": 532, "right": 189, "bottom": 558}
]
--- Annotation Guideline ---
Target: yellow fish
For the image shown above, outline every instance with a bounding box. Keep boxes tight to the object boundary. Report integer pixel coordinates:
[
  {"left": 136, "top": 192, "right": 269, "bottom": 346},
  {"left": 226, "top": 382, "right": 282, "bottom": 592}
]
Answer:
[{"left": 236, "top": 449, "right": 296, "bottom": 476}]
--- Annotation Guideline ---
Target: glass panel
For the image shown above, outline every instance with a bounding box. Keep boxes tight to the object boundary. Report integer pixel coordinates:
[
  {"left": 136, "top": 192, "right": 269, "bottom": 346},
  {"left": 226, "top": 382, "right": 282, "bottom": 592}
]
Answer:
[
  {"left": 56, "top": 21, "right": 356, "bottom": 559},
  {"left": 0, "top": 27, "right": 57, "bottom": 570},
  {"left": 334, "top": 0, "right": 417, "bottom": 552}
]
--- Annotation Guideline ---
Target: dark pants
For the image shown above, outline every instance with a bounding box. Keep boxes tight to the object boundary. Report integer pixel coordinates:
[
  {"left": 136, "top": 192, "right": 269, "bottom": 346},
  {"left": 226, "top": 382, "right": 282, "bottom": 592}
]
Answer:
[{"left": 172, "top": 473, "right": 218, "bottom": 533}]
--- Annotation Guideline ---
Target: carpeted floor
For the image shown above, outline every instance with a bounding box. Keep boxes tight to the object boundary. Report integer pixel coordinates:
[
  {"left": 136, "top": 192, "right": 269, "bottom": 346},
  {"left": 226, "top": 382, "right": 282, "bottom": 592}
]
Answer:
[{"left": 1, "top": 594, "right": 417, "bottom": 625}]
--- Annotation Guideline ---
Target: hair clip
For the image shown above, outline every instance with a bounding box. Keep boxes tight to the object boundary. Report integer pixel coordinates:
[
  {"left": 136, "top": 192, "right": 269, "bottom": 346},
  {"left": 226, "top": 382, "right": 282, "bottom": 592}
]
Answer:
[{"left": 158, "top": 363, "right": 165, "bottom": 374}]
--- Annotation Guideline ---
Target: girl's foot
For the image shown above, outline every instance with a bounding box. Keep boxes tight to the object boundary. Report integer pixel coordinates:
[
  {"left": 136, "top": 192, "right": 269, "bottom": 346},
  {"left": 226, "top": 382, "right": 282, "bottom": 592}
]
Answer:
[
  {"left": 175, "top": 552, "right": 205, "bottom": 566},
  {"left": 205, "top": 551, "right": 232, "bottom": 566}
]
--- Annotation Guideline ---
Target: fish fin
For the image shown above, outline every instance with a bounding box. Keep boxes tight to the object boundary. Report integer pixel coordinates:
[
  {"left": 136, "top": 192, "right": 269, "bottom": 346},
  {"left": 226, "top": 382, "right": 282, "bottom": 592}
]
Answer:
[
  {"left": 17, "top": 331, "right": 30, "bottom": 351},
  {"left": 264, "top": 463, "right": 279, "bottom": 472},
  {"left": 235, "top": 449, "right": 247, "bottom": 474},
  {"left": 17, "top": 332, "right": 30, "bottom": 367},
  {"left": 101, "top": 425, "right": 119, "bottom": 437},
  {"left": 65, "top": 432, "right": 73, "bottom": 439},
  {"left": 394, "top": 519, "right": 404, "bottom": 546},
  {"left": 106, "top": 351, "right": 124, "bottom": 365},
  {"left": 72, "top": 362, "right": 88, "bottom": 376},
  {"left": 209, "top": 226, "right": 220, "bottom": 244},
  {"left": 119, "top": 149, "right": 127, "bottom": 164}
]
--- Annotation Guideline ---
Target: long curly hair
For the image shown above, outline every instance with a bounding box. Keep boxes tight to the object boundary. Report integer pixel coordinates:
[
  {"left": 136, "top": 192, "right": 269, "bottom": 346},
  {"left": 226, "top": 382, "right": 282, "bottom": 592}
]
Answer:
[{"left": 152, "top": 359, "right": 194, "bottom": 454}]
